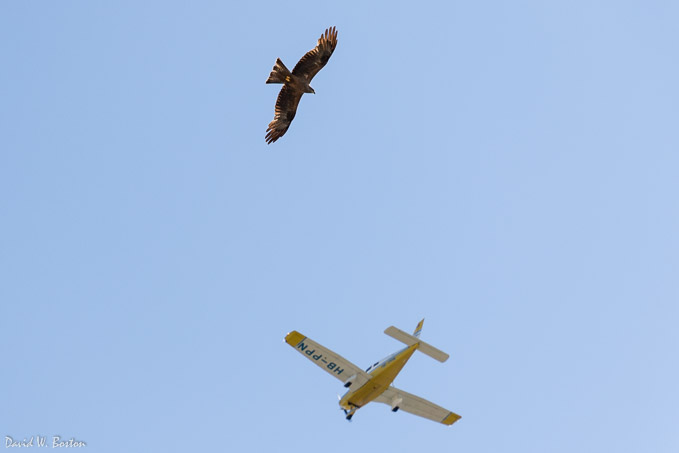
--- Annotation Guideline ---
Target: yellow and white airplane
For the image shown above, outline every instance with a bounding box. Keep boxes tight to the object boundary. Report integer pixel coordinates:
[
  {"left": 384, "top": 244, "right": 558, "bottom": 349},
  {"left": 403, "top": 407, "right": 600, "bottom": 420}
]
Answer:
[{"left": 284, "top": 319, "right": 461, "bottom": 426}]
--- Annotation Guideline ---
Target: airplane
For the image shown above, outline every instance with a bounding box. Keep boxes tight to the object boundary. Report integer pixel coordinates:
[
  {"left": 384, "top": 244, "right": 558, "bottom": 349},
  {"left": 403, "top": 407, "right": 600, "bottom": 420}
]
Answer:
[{"left": 284, "top": 319, "right": 461, "bottom": 426}]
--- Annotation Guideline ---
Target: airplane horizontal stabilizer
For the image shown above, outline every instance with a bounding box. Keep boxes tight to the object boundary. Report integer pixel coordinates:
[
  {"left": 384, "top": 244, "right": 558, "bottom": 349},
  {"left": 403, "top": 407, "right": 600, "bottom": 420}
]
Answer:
[{"left": 384, "top": 326, "right": 449, "bottom": 362}]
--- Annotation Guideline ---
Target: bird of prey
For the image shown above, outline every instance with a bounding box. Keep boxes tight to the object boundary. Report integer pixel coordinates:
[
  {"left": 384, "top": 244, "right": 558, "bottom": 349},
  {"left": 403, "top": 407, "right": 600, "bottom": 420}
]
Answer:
[{"left": 265, "top": 27, "right": 338, "bottom": 144}]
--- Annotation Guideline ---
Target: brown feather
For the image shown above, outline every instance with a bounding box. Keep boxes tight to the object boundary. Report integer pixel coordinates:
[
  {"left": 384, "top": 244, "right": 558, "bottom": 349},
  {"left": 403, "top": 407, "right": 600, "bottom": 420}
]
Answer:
[
  {"left": 292, "top": 26, "right": 338, "bottom": 82},
  {"left": 265, "top": 27, "right": 338, "bottom": 144},
  {"left": 265, "top": 85, "right": 304, "bottom": 144}
]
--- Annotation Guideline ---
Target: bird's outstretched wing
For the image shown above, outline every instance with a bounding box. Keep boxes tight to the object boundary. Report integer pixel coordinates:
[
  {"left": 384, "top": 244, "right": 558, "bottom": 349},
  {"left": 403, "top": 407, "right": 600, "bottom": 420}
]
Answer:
[
  {"left": 265, "top": 84, "right": 304, "bottom": 144},
  {"left": 292, "top": 26, "right": 338, "bottom": 82}
]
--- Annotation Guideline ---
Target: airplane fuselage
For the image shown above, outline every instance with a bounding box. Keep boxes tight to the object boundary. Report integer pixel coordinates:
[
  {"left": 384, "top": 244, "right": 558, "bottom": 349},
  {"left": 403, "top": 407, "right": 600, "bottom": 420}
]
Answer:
[
  {"left": 339, "top": 343, "right": 418, "bottom": 410},
  {"left": 284, "top": 320, "right": 460, "bottom": 425}
]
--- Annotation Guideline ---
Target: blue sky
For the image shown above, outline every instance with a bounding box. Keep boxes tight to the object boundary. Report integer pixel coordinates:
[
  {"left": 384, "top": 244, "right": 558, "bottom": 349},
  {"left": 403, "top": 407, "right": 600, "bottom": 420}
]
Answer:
[{"left": 2, "top": 1, "right": 678, "bottom": 452}]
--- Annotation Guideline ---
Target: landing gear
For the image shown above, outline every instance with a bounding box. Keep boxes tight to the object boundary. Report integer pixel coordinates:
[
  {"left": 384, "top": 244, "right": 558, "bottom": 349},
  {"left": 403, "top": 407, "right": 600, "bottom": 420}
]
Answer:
[{"left": 343, "top": 406, "right": 358, "bottom": 421}]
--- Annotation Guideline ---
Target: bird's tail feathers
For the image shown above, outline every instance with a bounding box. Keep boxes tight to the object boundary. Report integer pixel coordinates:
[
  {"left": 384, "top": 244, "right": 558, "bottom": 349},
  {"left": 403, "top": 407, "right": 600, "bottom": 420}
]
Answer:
[{"left": 266, "top": 58, "right": 292, "bottom": 84}]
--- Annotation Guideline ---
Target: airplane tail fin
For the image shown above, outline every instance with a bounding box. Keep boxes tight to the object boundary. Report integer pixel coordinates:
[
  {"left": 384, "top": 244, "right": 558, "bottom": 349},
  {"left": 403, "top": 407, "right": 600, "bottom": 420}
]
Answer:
[
  {"left": 413, "top": 319, "right": 424, "bottom": 337},
  {"left": 385, "top": 319, "right": 449, "bottom": 363}
]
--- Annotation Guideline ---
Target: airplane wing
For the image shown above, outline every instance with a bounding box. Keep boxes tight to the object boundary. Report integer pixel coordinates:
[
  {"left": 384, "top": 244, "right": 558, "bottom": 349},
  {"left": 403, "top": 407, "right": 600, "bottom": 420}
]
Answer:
[
  {"left": 285, "top": 331, "right": 371, "bottom": 386},
  {"left": 374, "top": 386, "right": 461, "bottom": 426}
]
